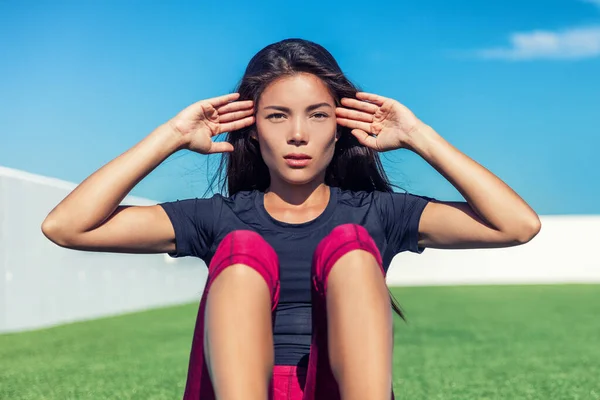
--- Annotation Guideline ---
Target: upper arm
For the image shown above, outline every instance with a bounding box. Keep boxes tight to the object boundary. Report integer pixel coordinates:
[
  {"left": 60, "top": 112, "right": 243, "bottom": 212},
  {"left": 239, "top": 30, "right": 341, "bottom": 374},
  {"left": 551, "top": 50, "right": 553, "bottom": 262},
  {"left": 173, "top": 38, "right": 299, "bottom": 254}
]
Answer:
[
  {"left": 43, "top": 204, "right": 177, "bottom": 254},
  {"left": 44, "top": 197, "right": 217, "bottom": 256},
  {"left": 417, "top": 201, "right": 529, "bottom": 249}
]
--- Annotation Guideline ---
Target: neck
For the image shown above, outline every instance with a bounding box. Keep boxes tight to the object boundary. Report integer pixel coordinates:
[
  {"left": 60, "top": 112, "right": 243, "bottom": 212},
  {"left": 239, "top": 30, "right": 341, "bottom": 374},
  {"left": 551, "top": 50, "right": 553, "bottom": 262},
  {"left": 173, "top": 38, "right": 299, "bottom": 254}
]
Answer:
[{"left": 265, "top": 176, "right": 329, "bottom": 208}]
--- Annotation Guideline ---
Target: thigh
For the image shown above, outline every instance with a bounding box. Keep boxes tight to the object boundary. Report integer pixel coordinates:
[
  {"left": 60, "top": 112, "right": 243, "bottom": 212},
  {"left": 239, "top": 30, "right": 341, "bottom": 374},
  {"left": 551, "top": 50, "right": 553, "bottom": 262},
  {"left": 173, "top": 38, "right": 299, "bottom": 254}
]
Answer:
[{"left": 303, "top": 224, "right": 394, "bottom": 400}]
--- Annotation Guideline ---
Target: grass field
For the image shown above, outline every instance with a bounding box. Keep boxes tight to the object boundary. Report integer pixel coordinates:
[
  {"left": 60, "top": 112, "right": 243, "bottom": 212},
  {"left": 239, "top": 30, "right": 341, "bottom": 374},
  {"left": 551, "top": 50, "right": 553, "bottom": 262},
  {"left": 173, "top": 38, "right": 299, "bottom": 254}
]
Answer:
[{"left": 1, "top": 284, "right": 599, "bottom": 399}]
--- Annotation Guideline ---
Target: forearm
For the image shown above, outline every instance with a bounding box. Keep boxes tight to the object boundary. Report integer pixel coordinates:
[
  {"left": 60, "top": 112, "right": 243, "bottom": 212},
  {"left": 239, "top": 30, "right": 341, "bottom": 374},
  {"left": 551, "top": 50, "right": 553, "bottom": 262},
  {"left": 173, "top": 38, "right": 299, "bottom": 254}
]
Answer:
[
  {"left": 43, "top": 123, "right": 184, "bottom": 237},
  {"left": 408, "top": 124, "right": 540, "bottom": 238}
]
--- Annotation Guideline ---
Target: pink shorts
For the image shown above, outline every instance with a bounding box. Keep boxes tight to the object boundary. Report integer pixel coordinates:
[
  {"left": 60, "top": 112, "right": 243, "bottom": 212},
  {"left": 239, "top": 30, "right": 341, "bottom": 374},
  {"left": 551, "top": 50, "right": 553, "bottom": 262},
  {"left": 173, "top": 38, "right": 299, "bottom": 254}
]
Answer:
[{"left": 182, "top": 224, "right": 394, "bottom": 400}]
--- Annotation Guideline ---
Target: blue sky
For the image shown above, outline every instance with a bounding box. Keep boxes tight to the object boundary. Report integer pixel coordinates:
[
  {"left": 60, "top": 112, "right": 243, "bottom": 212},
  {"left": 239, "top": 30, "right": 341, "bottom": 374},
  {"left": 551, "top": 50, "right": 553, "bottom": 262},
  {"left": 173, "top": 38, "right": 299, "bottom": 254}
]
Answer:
[{"left": 1, "top": 0, "right": 598, "bottom": 215}]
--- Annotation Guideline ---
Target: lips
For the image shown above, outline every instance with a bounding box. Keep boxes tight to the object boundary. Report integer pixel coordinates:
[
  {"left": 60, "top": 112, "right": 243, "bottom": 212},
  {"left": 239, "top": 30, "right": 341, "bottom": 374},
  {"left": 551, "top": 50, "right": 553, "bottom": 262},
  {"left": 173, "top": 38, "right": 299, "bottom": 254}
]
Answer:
[
  {"left": 283, "top": 153, "right": 312, "bottom": 167},
  {"left": 283, "top": 153, "right": 312, "bottom": 160}
]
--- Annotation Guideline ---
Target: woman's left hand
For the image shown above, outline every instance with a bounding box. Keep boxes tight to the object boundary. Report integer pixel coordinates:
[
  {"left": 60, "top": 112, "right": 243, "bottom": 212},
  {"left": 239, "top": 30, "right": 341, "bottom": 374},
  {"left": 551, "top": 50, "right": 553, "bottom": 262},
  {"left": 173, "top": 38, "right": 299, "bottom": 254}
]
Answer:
[{"left": 335, "top": 92, "right": 426, "bottom": 152}]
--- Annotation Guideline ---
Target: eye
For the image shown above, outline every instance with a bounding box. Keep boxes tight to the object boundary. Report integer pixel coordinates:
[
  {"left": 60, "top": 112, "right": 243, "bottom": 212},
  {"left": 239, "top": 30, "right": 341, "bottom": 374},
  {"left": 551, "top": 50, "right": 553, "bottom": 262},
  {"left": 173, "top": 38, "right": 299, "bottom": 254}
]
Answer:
[
  {"left": 312, "top": 112, "right": 329, "bottom": 119},
  {"left": 266, "top": 113, "right": 286, "bottom": 120}
]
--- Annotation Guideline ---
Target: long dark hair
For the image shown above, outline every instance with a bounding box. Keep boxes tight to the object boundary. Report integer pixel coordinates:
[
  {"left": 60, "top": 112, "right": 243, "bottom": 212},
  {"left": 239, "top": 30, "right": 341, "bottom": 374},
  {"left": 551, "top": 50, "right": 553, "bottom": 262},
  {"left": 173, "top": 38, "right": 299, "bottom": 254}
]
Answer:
[{"left": 207, "top": 38, "right": 407, "bottom": 320}]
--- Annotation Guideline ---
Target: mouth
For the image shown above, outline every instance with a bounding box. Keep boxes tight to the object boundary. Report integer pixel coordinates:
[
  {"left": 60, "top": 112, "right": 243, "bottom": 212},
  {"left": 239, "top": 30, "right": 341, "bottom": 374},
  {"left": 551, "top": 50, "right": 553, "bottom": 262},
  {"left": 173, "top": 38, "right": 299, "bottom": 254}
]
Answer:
[
  {"left": 283, "top": 153, "right": 312, "bottom": 167},
  {"left": 284, "top": 153, "right": 312, "bottom": 160}
]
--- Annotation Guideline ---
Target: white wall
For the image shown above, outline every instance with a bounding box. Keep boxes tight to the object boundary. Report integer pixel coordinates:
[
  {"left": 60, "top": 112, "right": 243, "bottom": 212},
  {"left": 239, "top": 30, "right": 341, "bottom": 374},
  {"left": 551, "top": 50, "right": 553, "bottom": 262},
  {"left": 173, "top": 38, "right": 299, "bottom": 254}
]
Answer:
[
  {"left": 1, "top": 165, "right": 598, "bottom": 333},
  {"left": 387, "top": 215, "right": 600, "bottom": 286},
  {"left": 0, "top": 166, "right": 206, "bottom": 333}
]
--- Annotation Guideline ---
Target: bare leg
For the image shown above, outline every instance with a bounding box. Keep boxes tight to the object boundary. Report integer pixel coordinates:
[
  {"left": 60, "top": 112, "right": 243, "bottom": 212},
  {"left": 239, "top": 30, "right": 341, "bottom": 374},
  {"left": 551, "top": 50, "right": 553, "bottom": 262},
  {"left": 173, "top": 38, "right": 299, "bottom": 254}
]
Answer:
[
  {"left": 204, "top": 264, "right": 273, "bottom": 400},
  {"left": 326, "top": 250, "right": 393, "bottom": 400}
]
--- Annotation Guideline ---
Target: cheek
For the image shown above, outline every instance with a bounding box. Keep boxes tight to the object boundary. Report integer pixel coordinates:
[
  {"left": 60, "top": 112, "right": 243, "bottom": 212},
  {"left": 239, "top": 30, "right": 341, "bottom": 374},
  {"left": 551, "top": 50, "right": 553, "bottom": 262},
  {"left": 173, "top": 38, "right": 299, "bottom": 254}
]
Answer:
[
  {"left": 317, "top": 125, "right": 338, "bottom": 154},
  {"left": 254, "top": 124, "right": 280, "bottom": 164}
]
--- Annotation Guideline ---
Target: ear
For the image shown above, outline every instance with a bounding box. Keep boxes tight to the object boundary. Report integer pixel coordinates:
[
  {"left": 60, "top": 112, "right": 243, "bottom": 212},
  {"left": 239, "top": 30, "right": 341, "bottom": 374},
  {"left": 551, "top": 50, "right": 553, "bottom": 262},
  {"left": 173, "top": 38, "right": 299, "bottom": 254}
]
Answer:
[{"left": 335, "top": 128, "right": 341, "bottom": 142}]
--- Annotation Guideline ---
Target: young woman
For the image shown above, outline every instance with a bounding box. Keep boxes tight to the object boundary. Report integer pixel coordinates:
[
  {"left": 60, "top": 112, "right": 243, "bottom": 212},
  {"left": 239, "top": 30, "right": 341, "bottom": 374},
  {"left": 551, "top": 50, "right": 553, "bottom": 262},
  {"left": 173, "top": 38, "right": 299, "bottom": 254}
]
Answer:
[{"left": 42, "top": 39, "right": 540, "bottom": 400}]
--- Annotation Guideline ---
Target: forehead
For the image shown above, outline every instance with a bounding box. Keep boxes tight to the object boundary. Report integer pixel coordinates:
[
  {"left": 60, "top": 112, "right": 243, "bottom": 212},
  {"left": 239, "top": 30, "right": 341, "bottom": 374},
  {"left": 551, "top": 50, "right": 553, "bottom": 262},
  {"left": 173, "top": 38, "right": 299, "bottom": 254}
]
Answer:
[{"left": 259, "top": 73, "right": 334, "bottom": 106}]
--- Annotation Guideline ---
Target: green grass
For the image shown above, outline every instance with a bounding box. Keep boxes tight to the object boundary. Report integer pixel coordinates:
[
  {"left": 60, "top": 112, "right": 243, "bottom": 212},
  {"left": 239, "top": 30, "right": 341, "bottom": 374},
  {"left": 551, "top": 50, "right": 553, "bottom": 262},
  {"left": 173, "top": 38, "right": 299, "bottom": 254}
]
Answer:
[
  {"left": 391, "top": 285, "right": 600, "bottom": 399},
  {"left": 1, "top": 284, "right": 599, "bottom": 399}
]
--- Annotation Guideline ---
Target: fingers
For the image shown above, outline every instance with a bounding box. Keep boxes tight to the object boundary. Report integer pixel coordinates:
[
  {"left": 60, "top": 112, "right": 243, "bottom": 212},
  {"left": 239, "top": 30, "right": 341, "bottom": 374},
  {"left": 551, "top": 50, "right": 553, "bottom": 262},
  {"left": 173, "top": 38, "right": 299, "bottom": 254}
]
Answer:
[
  {"left": 217, "top": 99, "right": 254, "bottom": 114},
  {"left": 205, "top": 93, "right": 241, "bottom": 108},
  {"left": 355, "top": 92, "right": 386, "bottom": 106},
  {"left": 218, "top": 115, "right": 255, "bottom": 134},
  {"left": 219, "top": 108, "right": 255, "bottom": 123},
  {"left": 336, "top": 117, "right": 372, "bottom": 134},
  {"left": 207, "top": 141, "right": 235, "bottom": 154},
  {"left": 340, "top": 98, "right": 379, "bottom": 114},
  {"left": 335, "top": 107, "right": 374, "bottom": 123},
  {"left": 350, "top": 129, "right": 379, "bottom": 150}
]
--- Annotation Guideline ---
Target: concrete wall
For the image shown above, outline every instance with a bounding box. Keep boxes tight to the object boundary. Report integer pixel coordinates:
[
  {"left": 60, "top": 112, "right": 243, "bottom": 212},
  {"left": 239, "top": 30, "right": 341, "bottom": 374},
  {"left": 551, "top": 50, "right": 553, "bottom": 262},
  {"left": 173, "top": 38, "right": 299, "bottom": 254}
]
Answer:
[
  {"left": 386, "top": 214, "right": 600, "bottom": 286},
  {"left": 1, "top": 165, "right": 598, "bottom": 333},
  {"left": 0, "top": 166, "right": 206, "bottom": 333}
]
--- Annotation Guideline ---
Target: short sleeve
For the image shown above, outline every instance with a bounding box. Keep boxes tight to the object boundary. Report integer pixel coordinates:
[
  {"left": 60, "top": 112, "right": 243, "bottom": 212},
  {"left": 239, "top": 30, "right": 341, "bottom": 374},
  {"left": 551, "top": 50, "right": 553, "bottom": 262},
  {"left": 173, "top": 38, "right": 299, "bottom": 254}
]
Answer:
[
  {"left": 375, "top": 191, "right": 432, "bottom": 255},
  {"left": 159, "top": 196, "right": 218, "bottom": 259}
]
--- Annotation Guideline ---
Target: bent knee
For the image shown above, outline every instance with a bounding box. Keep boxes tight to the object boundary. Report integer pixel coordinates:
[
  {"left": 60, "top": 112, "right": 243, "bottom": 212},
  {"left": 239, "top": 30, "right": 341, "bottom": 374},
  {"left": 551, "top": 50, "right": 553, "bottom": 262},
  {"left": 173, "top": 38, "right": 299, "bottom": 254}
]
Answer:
[
  {"left": 208, "top": 230, "right": 280, "bottom": 306},
  {"left": 327, "top": 249, "right": 387, "bottom": 293},
  {"left": 312, "top": 224, "right": 383, "bottom": 287},
  {"left": 210, "top": 263, "right": 274, "bottom": 297}
]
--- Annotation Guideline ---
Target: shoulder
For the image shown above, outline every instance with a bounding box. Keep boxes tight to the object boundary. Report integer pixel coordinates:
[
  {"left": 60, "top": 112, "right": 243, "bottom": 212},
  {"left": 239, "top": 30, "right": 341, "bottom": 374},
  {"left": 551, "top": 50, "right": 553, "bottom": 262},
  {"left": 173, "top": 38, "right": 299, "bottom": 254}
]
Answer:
[
  {"left": 173, "top": 190, "right": 259, "bottom": 209},
  {"left": 335, "top": 188, "right": 416, "bottom": 216},
  {"left": 335, "top": 187, "right": 377, "bottom": 206},
  {"left": 214, "top": 189, "right": 262, "bottom": 219},
  {"left": 374, "top": 190, "right": 434, "bottom": 226},
  {"left": 333, "top": 189, "right": 407, "bottom": 228},
  {"left": 372, "top": 189, "right": 434, "bottom": 203},
  {"left": 335, "top": 187, "right": 417, "bottom": 209},
  {"left": 220, "top": 190, "right": 259, "bottom": 207},
  {"left": 159, "top": 192, "right": 236, "bottom": 220}
]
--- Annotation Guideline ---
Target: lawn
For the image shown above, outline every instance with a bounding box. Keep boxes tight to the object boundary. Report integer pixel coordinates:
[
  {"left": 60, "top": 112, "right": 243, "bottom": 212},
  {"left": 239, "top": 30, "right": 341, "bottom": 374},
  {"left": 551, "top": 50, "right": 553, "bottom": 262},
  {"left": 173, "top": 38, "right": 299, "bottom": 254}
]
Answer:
[{"left": 1, "top": 284, "right": 599, "bottom": 399}]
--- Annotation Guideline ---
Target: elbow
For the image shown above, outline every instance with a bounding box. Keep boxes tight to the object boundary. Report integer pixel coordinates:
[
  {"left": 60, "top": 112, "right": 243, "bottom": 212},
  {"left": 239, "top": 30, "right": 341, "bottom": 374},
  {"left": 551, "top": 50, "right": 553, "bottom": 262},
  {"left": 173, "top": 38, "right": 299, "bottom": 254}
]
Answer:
[
  {"left": 513, "top": 216, "right": 542, "bottom": 244},
  {"left": 41, "top": 217, "right": 73, "bottom": 248}
]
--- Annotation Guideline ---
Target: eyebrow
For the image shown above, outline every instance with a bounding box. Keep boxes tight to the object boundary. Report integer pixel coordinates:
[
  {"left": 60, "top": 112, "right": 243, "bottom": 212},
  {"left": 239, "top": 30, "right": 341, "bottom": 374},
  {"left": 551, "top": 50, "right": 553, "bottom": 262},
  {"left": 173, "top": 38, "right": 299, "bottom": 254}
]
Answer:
[{"left": 263, "top": 102, "right": 332, "bottom": 113}]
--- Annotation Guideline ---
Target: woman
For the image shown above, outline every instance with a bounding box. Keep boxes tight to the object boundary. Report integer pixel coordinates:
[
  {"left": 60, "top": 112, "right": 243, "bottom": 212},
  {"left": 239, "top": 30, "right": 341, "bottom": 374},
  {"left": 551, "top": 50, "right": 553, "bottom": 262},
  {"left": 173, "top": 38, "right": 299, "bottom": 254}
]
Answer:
[{"left": 42, "top": 39, "right": 540, "bottom": 400}]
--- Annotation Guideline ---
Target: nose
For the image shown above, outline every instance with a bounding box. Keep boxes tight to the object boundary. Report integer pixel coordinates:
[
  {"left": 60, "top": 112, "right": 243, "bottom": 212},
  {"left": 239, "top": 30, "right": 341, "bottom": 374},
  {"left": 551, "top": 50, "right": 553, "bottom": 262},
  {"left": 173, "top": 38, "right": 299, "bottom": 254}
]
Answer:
[{"left": 287, "top": 117, "right": 308, "bottom": 145}]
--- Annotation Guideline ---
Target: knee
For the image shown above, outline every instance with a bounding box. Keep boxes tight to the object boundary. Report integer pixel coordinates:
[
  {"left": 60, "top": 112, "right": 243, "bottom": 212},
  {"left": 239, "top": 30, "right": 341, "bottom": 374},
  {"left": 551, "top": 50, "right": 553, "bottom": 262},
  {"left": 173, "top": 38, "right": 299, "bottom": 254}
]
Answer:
[
  {"left": 214, "top": 230, "right": 271, "bottom": 259},
  {"left": 312, "top": 224, "right": 383, "bottom": 290},
  {"left": 213, "top": 263, "right": 267, "bottom": 283},
  {"left": 209, "top": 230, "right": 280, "bottom": 301},
  {"left": 329, "top": 223, "right": 371, "bottom": 242},
  {"left": 319, "top": 224, "right": 376, "bottom": 251}
]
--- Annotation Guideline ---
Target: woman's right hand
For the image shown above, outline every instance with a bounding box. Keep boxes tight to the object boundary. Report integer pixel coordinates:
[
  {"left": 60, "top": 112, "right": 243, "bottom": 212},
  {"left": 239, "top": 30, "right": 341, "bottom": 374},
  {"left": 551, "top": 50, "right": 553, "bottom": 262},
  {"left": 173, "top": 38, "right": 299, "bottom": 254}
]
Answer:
[{"left": 168, "top": 93, "right": 255, "bottom": 154}]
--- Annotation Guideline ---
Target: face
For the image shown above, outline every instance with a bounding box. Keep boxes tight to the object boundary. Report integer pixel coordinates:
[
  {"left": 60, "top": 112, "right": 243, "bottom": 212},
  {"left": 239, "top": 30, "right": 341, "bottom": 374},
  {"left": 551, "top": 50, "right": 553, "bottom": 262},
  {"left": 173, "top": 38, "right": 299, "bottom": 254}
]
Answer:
[{"left": 254, "top": 73, "right": 339, "bottom": 188}]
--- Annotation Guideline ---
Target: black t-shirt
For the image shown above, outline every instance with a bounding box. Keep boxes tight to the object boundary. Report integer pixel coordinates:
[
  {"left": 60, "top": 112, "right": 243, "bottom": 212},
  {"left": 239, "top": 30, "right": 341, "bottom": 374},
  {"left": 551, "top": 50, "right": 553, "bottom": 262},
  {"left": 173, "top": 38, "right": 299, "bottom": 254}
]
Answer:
[{"left": 160, "top": 186, "right": 430, "bottom": 367}]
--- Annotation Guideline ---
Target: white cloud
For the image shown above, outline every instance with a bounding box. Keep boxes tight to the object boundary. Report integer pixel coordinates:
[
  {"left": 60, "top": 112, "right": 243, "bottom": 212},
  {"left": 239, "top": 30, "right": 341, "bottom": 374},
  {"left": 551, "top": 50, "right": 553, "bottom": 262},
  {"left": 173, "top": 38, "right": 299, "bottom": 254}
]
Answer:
[
  {"left": 475, "top": 26, "right": 600, "bottom": 60},
  {"left": 582, "top": 0, "right": 600, "bottom": 7},
  {"left": 469, "top": 1, "right": 600, "bottom": 61}
]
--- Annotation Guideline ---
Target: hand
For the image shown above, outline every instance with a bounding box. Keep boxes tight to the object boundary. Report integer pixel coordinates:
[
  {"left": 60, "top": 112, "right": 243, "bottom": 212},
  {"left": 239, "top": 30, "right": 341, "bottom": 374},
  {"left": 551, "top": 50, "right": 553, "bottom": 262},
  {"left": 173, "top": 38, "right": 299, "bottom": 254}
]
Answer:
[
  {"left": 168, "top": 93, "right": 255, "bottom": 154},
  {"left": 335, "top": 92, "right": 426, "bottom": 152}
]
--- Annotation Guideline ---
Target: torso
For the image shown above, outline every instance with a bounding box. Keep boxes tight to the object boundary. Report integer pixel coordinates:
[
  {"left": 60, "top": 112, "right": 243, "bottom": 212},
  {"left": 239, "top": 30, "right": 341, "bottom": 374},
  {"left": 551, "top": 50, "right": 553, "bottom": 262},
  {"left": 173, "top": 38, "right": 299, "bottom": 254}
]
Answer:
[
  {"left": 204, "top": 186, "right": 398, "bottom": 366},
  {"left": 161, "top": 185, "right": 428, "bottom": 365}
]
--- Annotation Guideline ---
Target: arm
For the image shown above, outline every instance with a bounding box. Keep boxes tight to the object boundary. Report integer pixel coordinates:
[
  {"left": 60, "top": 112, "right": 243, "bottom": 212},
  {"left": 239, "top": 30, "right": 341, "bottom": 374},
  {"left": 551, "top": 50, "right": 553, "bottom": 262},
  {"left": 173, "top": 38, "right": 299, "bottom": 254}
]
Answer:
[
  {"left": 42, "top": 93, "right": 255, "bottom": 253},
  {"left": 411, "top": 125, "right": 541, "bottom": 249},
  {"left": 336, "top": 92, "right": 541, "bottom": 250},
  {"left": 41, "top": 124, "right": 183, "bottom": 253}
]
